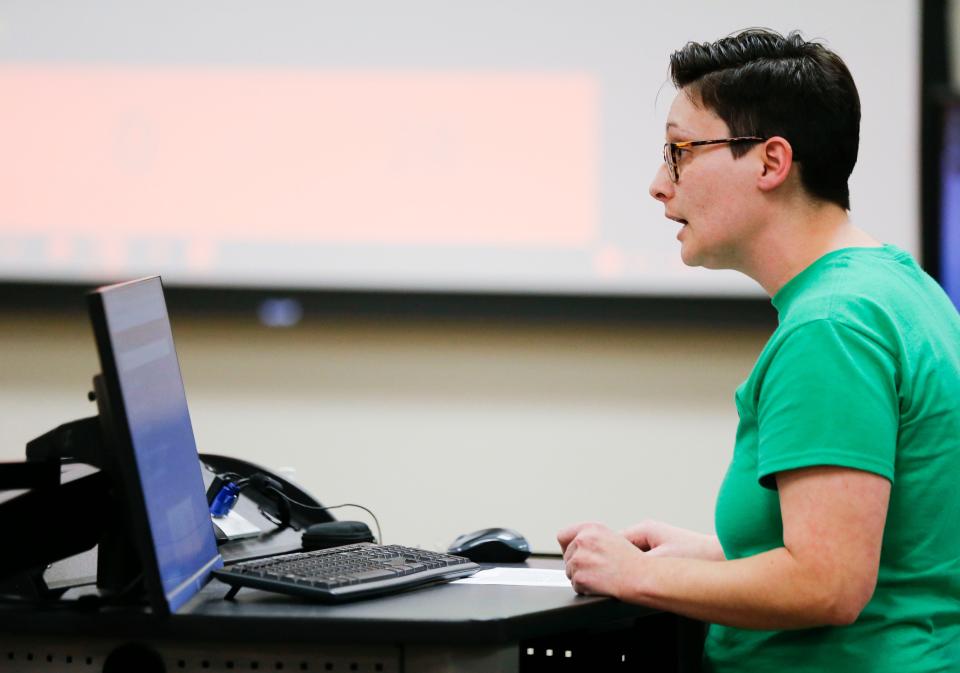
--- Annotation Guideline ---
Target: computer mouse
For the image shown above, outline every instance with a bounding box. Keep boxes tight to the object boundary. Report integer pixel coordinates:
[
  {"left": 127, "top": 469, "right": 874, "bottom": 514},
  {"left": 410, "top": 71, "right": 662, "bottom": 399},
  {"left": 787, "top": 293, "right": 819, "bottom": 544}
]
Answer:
[{"left": 447, "top": 527, "right": 531, "bottom": 563}]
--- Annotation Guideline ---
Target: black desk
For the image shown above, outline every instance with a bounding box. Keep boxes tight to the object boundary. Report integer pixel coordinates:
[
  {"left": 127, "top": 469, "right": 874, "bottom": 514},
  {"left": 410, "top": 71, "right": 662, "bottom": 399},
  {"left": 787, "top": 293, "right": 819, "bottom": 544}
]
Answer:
[{"left": 0, "top": 559, "right": 702, "bottom": 673}]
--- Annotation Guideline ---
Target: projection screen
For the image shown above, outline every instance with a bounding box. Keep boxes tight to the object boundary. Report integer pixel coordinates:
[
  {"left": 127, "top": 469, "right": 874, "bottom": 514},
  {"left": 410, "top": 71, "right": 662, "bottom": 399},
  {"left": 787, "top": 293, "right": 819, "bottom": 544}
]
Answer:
[{"left": 0, "top": 1, "right": 918, "bottom": 297}]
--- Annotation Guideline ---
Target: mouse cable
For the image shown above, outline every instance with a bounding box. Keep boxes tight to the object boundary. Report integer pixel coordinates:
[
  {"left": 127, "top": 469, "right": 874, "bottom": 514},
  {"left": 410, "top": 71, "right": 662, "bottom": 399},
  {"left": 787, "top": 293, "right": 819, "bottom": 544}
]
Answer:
[{"left": 271, "top": 494, "right": 383, "bottom": 546}]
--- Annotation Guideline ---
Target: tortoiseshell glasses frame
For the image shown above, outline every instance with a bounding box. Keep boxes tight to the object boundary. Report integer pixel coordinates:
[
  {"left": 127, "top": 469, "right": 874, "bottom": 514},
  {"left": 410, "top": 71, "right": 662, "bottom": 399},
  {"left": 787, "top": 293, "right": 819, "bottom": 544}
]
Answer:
[{"left": 663, "top": 136, "right": 765, "bottom": 183}]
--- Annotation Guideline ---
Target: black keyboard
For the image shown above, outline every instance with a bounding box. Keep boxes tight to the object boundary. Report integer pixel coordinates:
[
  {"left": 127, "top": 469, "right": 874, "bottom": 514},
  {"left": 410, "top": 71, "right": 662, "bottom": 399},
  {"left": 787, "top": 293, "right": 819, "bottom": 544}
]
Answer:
[{"left": 213, "top": 543, "right": 481, "bottom": 603}]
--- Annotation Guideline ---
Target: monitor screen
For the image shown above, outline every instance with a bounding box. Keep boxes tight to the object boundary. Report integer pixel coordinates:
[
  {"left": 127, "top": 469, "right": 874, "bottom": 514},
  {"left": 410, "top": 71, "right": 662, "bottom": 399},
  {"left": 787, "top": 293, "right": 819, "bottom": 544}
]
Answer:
[
  {"left": 942, "top": 102, "right": 960, "bottom": 310},
  {"left": 88, "top": 276, "right": 222, "bottom": 614}
]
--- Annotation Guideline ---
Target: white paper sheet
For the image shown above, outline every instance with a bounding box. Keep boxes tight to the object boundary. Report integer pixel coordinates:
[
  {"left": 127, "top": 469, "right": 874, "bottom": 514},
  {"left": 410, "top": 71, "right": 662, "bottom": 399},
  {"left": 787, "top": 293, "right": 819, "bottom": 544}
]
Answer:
[
  {"left": 212, "top": 509, "right": 262, "bottom": 540},
  {"left": 452, "top": 567, "right": 572, "bottom": 588}
]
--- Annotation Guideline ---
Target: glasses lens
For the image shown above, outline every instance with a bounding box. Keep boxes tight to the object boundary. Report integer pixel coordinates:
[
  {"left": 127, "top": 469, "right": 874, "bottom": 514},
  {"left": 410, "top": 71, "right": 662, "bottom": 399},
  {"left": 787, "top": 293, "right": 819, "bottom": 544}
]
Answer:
[{"left": 664, "top": 143, "right": 678, "bottom": 182}]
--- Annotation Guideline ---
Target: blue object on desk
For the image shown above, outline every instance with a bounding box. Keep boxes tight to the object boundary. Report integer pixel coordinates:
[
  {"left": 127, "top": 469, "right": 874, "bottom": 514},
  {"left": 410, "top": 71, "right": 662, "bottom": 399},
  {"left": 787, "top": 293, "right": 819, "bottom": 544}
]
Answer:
[{"left": 210, "top": 482, "right": 241, "bottom": 518}]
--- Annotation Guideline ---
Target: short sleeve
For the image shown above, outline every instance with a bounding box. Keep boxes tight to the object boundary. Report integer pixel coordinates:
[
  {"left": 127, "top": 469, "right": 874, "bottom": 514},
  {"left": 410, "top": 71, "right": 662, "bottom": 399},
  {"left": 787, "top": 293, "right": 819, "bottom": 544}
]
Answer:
[{"left": 756, "top": 319, "right": 899, "bottom": 489}]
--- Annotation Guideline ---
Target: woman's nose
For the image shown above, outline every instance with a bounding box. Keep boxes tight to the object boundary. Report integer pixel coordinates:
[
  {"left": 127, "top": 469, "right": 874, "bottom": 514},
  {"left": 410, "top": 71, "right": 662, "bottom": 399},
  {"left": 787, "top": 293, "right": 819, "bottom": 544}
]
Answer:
[{"left": 649, "top": 163, "right": 673, "bottom": 203}]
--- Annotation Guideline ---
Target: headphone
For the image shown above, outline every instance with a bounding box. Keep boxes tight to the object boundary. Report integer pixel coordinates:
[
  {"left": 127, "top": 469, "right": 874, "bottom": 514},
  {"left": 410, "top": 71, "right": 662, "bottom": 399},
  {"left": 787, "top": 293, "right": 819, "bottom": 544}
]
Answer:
[
  {"left": 205, "top": 471, "right": 292, "bottom": 529},
  {"left": 203, "top": 465, "right": 383, "bottom": 544}
]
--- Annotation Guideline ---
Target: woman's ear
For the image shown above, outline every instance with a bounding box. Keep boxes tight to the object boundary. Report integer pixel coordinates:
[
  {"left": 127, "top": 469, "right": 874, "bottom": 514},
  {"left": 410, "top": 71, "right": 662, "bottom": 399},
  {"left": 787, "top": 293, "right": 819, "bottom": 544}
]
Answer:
[{"left": 757, "top": 136, "right": 794, "bottom": 192}]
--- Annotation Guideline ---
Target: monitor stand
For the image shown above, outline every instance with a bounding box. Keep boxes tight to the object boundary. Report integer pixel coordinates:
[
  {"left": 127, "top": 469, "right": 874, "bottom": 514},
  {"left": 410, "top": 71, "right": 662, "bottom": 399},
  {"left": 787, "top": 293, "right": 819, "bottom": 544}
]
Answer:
[{"left": 0, "top": 375, "right": 144, "bottom": 603}]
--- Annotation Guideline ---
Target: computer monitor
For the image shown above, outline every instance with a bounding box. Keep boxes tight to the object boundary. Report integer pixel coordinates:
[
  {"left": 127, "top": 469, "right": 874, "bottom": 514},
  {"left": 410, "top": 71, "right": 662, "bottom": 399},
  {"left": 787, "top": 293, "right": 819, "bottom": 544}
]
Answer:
[
  {"left": 88, "top": 276, "right": 223, "bottom": 615},
  {"left": 942, "top": 101, "right": 960, "bottom": 310}
]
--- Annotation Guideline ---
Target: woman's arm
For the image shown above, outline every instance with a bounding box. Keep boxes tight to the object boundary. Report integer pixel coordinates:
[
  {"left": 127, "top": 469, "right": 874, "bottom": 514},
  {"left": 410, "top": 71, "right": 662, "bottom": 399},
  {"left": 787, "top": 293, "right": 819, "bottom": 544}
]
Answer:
[
  {"left": 559, "top": 466, "right": 890, "bottom": 630},
  {"left": 620, "top": 520, "right": 726, "bottom": 561}
]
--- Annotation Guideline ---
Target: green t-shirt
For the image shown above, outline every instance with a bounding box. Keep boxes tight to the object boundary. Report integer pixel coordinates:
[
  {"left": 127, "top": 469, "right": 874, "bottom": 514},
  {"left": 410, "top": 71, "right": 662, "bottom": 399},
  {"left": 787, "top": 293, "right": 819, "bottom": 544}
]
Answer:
[{"left": 705, "top": 245, "right": 960, "bottom": 673}]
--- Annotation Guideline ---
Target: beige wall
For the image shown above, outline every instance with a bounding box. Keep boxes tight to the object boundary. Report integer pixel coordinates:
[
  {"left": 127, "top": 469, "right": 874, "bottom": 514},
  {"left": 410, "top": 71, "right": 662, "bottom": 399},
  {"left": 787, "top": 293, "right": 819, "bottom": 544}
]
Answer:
[{"left": 0, "top": 310, "right": 771, "bottom": 553}]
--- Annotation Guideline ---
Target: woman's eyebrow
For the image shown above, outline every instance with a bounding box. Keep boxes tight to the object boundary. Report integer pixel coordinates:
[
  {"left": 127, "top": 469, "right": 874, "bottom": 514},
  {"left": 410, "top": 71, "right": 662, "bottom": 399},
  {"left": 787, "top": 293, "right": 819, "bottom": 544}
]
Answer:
[{"left": 665, "top": 123, "right": 691, "bottom": 142}]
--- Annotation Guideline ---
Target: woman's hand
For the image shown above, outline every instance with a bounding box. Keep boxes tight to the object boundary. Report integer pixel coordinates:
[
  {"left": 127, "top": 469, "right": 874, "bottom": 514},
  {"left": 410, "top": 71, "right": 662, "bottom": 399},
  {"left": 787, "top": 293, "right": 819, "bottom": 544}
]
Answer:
[
  {"left": 620, "top": 520, "right": 725, "bottom": 561},
  {"left": 558, "top": 522, "right": 646, "bottom": 598}
]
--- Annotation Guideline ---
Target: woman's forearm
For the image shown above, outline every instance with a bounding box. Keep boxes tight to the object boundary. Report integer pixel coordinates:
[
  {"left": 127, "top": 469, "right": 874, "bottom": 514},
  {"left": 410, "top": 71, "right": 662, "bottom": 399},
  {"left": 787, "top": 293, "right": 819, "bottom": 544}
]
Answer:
[
  {"left": 697, "top": 534, "right": 726, "bottom": 562},
  {"left": 622, "top": 548, "right": 866, "bottom": 630}
]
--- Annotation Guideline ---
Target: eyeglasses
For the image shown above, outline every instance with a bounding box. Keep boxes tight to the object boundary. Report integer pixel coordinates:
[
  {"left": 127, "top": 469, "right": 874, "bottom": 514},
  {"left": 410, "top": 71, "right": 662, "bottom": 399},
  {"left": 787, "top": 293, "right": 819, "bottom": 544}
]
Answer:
[{"left": 662, "top": 137, "right": 765, "bottom": 183}]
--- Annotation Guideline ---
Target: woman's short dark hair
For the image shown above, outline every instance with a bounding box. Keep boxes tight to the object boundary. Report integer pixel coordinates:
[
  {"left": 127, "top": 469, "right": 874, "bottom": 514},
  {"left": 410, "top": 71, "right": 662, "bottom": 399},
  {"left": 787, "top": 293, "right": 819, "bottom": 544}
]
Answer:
[{"left": 670, "top": 29, "right": 860, "bottom": 210}]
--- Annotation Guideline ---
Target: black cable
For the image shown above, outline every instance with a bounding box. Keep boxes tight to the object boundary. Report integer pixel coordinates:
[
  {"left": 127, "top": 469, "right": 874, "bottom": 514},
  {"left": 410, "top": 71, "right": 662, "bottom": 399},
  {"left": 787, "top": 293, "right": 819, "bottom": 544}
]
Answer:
[{"left": 273, "top": 494, "right": 383, "bottom": 545}]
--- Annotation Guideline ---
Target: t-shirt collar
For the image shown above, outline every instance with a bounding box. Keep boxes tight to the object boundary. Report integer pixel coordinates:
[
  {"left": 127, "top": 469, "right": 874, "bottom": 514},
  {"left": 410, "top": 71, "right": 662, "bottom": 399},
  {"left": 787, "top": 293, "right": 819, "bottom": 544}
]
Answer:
[{"left": 771, "top": 244, "right": 897, "bottom": 318}]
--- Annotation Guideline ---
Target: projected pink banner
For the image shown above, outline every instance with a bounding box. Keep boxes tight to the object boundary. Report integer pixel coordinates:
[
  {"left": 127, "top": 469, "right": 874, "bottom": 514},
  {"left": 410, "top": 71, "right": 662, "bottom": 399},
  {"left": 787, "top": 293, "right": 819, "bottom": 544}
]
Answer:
[{"left": 3, "top": 66, "right": 598, "bottom": 248}]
